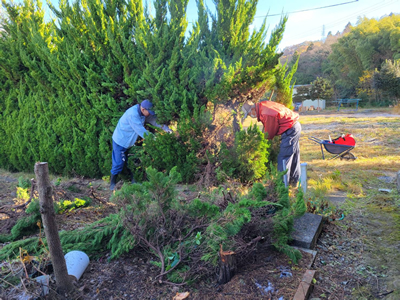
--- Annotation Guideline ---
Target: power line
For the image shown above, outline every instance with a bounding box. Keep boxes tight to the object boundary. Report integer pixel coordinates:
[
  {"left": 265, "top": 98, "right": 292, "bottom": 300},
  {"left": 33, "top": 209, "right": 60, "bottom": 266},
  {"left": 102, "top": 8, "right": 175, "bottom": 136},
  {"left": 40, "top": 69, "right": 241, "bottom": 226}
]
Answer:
[
  {"left": 254, "top": 0, "right": 360, "bottom": 18},
  {"left": 187, "top": 0, "right": 360, "bottom": 24},
  {"left": 283, "top": 0, "right": 399, "bottom": 42}
]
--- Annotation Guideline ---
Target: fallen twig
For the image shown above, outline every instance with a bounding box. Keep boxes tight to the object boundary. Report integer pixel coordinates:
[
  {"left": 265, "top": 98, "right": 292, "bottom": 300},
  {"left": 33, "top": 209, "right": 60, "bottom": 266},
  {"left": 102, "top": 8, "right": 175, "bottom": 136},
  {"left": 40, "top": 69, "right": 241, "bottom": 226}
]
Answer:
[
  {"left": 19, "top": 248, "right": 29, "bottom": 280},
  {"left": 0, "top": 276, "right": 23, "bottom": 291},
  {"left": 377, "top": 290, "right": 394, "bottom": 297}
]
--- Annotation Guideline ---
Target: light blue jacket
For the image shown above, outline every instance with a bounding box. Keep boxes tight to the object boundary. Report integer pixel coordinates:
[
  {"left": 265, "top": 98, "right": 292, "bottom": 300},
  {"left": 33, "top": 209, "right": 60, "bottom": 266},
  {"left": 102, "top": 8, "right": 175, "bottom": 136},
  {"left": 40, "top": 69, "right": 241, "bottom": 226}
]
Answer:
[{"left": 112, "top": 104, "right": 171, "bottom": 148}]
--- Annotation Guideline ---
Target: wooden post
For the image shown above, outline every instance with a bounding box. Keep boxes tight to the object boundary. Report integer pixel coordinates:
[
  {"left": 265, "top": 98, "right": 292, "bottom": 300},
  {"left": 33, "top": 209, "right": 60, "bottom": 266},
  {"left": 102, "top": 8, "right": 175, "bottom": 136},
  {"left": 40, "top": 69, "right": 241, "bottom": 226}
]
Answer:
[
  {"left": 34, "top": 162, "right": 74, "bottom": 295},
  {"left": 217, "top": 244, "right": 236, "bottom": 284}
]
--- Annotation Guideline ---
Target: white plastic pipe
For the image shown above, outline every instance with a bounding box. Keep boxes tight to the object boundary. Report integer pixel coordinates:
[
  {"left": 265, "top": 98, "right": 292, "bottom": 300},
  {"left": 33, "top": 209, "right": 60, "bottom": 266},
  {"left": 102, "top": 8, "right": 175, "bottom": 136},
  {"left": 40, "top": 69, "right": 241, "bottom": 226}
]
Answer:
[
  {"left": 300, "top": 163, "right": 308, "bottom": 194},
  {"left": 65, "top": 250, "right": 90, "bottom": 281}
]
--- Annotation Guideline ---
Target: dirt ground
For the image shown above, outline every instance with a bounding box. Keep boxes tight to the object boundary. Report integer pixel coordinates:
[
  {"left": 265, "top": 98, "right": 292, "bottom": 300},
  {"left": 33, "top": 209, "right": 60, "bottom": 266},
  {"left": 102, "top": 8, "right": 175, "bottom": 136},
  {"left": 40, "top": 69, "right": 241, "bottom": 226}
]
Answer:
[{"left": 1, "top": 108, "right": 399, "bottom": 299}]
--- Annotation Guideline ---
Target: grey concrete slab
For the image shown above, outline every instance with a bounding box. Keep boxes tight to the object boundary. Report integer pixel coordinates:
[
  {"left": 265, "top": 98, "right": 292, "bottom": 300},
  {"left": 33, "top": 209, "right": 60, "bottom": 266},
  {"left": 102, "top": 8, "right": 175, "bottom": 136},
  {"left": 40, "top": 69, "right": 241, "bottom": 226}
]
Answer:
[
  {"left": 327, "top": 190, "right": 347, "bottom": 207},
  {"left": 291, "top": 213, "right": 323, "bottom": 250}
]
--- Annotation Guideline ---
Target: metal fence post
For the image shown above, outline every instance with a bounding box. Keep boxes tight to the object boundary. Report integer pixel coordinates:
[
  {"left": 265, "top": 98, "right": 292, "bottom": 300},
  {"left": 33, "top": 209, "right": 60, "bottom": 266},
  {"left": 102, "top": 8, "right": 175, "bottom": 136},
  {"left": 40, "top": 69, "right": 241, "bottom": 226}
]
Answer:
[
  {"left": 283, "top": 159, "right": 288, "bottom": 188},
  {"left": 300, "top": 163, "right": 308, "bottom": 194}
]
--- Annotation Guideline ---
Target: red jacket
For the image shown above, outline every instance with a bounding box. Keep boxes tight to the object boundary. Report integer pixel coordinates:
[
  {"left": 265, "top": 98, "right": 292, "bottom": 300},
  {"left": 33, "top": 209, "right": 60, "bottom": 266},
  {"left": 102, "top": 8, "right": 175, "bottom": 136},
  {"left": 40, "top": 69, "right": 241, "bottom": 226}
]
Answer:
[{"left": 256, "top": 101, "right": 299, "bottom": 140}]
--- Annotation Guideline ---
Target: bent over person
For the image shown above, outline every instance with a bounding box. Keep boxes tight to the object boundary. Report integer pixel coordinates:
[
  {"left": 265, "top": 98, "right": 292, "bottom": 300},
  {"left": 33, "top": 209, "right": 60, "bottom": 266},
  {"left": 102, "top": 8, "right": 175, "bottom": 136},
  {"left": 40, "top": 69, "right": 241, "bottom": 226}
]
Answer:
[
  {"left": 110, "top": 99, "right": 171, "bottom": 191},
  {"left": 242, "top": 100, "right": 301, "bottom": 186}
]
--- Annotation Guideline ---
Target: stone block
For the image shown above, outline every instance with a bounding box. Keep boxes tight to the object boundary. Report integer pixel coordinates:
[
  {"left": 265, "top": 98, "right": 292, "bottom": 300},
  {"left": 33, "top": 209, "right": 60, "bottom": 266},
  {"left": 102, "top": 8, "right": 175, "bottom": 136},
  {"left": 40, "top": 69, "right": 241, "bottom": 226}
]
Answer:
[{"left": 291, "top": 213, "right": 323, "bottom": 249}]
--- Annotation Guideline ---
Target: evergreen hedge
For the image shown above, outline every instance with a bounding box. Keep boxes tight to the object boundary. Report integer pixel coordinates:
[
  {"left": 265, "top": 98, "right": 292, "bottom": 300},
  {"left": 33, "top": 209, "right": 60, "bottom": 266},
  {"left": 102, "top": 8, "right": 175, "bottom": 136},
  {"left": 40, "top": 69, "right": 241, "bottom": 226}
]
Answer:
[{"left": 0, "top": 0, "right": 294, "bottom": 179}]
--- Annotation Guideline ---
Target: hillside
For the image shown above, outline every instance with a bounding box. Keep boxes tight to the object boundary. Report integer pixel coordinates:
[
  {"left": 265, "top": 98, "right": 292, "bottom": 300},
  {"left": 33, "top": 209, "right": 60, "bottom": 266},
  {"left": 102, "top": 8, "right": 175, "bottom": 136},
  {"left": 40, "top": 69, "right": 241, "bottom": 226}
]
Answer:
[{"left": 280, "top": 23, "right": 352, "bottom": 85}]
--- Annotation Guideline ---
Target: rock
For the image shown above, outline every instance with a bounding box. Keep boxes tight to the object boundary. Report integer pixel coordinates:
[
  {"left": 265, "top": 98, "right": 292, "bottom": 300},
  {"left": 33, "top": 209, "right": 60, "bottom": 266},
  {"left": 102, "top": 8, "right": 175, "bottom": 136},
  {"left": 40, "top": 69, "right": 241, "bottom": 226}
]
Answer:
[
  {"left": 34, "top": 275, "right": 50, "bottom": 296},
  {"left": 378, "top": 176, "right": 394, "bottom": 184}
]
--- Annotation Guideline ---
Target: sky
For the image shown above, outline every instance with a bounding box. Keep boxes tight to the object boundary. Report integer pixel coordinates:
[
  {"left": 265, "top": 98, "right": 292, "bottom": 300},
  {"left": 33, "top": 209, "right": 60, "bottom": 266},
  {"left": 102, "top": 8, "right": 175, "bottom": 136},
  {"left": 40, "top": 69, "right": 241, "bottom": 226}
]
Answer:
[
  {"left": 12, "top": 0, "right": 399, "bottom": 50},
  {"left": 183, "top": 0, "right": 400, "bottom": 50}
]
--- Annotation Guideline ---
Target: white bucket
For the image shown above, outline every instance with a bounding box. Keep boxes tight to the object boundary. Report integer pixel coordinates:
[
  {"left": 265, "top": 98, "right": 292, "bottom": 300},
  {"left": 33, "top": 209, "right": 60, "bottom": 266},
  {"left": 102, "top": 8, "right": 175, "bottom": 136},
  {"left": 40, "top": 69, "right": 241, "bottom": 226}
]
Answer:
[{"left": 64, "top": 250, "right": 90, "bottom": 280}]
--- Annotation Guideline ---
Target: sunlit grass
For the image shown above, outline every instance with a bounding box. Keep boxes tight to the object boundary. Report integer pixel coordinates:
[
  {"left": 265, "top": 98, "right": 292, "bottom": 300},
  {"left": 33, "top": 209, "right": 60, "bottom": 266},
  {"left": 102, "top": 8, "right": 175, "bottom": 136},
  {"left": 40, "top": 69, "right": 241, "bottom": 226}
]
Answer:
[
  {"left": 301, "top": 114, "right": 400, "bottom": 198},
  {"left": 242, "top": 110, "right": 400, "bottom": 199}
]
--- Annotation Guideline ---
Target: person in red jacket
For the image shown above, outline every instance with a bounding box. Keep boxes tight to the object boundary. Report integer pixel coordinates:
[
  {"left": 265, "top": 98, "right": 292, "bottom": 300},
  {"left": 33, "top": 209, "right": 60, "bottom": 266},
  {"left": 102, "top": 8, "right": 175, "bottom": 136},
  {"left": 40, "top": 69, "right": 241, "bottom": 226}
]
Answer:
[{"left": 242, "top": 100, "right": 301, "bottom": 187}]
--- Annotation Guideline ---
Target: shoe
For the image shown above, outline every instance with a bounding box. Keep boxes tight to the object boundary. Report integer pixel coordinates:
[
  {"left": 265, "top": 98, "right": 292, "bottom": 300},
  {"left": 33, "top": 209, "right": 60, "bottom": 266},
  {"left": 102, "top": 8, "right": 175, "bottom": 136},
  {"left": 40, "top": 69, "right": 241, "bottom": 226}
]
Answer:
[
  {"left": 110, "top": 174, "right": 118, "bottom": 191},
  {"left": 126, "top": 167, "right": 135, "bottom": 184},
  {"left": 289, "top": 180, "right": 299, "bottom": 188}
]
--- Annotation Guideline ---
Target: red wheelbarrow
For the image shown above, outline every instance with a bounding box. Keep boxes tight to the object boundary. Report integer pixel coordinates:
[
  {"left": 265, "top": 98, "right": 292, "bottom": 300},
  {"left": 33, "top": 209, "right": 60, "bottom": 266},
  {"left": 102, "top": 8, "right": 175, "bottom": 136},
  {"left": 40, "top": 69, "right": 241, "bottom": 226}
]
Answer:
[{"left": 308, "top": 134, "right": 357, "bottom": 160}]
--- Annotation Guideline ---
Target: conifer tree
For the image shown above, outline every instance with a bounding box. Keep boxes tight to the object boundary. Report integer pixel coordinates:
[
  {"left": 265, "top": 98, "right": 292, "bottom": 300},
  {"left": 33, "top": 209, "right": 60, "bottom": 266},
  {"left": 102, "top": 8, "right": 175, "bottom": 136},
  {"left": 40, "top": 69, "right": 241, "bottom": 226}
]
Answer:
[{"left": 0, "top": 0, "right": 292, "bottom": 179}]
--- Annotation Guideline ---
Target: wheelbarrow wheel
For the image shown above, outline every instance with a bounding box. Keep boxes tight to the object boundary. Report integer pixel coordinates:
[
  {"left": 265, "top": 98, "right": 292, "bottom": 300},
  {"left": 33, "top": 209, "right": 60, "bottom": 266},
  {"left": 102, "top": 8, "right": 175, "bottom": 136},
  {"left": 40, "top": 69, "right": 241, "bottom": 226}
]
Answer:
[{"left": 340, "top": 152, "right": 356, "bottom": 160}]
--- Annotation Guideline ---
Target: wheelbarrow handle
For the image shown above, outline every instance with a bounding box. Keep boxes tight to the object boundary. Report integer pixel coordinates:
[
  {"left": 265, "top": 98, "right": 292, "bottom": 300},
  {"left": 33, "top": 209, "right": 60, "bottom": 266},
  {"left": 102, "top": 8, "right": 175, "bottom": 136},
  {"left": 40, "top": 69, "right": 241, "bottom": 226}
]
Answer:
[{"left": 308, "top": 136, "right": 323, "bottom": 144}]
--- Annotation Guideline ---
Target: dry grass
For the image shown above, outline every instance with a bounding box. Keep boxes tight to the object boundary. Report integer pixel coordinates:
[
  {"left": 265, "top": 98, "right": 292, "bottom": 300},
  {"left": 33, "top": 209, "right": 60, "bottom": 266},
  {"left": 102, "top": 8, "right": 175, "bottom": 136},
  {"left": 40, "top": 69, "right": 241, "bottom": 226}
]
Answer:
[
  {"left": 241, "top": 108, "right": 400, "bottom": 197},
  {"left": 300, "top": 112, "right": 400, "bottom": 197},
  {"left": 393, "top": 103, "right": 400, "bottom": 114}
]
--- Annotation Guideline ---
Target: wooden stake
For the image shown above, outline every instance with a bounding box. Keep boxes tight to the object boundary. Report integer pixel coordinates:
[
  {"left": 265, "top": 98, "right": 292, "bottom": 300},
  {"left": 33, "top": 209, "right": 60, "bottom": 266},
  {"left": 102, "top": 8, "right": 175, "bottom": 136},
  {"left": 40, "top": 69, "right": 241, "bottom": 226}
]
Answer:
[{"left": 34, "top": 162, "right": 74, "bottom": 295}]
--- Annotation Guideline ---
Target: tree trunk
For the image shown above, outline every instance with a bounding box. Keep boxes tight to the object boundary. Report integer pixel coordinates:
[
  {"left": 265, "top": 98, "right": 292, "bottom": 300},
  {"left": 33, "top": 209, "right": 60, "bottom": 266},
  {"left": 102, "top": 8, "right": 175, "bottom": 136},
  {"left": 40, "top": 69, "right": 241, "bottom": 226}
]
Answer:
[
  {"left": 231, "top": 103, "right": 241, "bottom": 133},
  {"left": 35, "top": 162, "right": 74, "bottom": 295},
  {"left": 217, "top": 245, "right": 236, "bottom": 284}
]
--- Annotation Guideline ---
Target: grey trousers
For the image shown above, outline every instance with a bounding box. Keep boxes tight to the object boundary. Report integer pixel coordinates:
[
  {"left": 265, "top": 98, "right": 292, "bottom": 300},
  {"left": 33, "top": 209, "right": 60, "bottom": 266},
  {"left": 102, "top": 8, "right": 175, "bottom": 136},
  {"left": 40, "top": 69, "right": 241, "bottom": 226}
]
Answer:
[{"left": 277, "top": 122, "right": 301, "bottom": 186}]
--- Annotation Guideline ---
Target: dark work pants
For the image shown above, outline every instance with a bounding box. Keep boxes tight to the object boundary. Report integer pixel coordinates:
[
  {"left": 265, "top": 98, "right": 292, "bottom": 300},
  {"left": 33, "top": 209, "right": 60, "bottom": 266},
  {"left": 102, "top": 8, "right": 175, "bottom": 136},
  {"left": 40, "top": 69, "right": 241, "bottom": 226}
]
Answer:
[
  {"left": 277, "top": 122, "right": 301, "bottom": 186},
  {"left": 111, "top": 140, "right": 129, "bottom": 175}
]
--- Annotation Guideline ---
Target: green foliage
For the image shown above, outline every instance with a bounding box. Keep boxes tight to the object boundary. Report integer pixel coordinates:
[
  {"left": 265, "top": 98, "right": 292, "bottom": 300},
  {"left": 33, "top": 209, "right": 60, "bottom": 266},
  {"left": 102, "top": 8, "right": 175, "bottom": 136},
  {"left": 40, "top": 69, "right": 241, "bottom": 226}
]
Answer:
[
  {"left": 373, "top": 60, "right": 400, "bottom": 103},
  {"left": 0, "top": 165, "right": 305, "bottom": 283},
  {"left": 17, "top": 176, "right": 31, "bottom": 189},
  {"left": 271, "top": 165, "right": 306, "bottom": 262},
  {"left": 219, "top": 124, "right": 270, "bottom": 183},
  {"left": 275, "top": 58, "right": 298, "bottom": 108},
  {"left": 57, "top": 197, "right": 91, "bottom": 214},
  {"left": 60, "top": 214, "right": 134, "bottom": 259},
  {"left": 324, "top": 15, "right": 400, "bottom": 99},
  {"left": 292, "top": 85, "right": 311, "bottom": 103},
  {"left": 0, "top": 213, "right": 132, "bottom": 261},
  {"left": 0, "top": 0, "right": 287, "bottom": 178},
  {"left": 0, "top": 237, "right": 45, "bottom": 262},
  {"left": 137, "top": 106, "right": 211, "bottom": 183},
  {"left": 309, "top": 77, "right": 334, "bottom": 101},
  {"left": 0, "top": 194, "right": 92, "bottom": 244},
  {"left": 0, "top": 199, "right": 41, "bottom": 243}
]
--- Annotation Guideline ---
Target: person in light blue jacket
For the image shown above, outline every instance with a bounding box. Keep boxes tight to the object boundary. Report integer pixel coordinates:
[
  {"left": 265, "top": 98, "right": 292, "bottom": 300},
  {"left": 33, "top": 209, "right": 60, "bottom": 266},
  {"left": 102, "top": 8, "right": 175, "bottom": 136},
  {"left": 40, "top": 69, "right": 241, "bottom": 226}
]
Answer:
[{"left": 110, "top": 99, "right": 171, "bottom": 190}]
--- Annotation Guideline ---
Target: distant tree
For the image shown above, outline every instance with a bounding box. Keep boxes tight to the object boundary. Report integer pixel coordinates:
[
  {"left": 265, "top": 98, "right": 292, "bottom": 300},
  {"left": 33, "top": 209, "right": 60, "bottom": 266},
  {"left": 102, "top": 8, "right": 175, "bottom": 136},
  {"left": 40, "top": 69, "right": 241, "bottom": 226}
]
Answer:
[
  {"left": 373, "top": 60, "right": 400, "bottom": 103},
  {"left": 357, "top": 70, "right": 379, "bottom": 104},
  {"left": 309, "top": 77, "right": 334, "bottom": 107},
  {"left": 292, "top": 85, "right": 310, "bottom": 102},
  {"left": 324, "top": 15, "right": 400, "bottom": 99}
]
